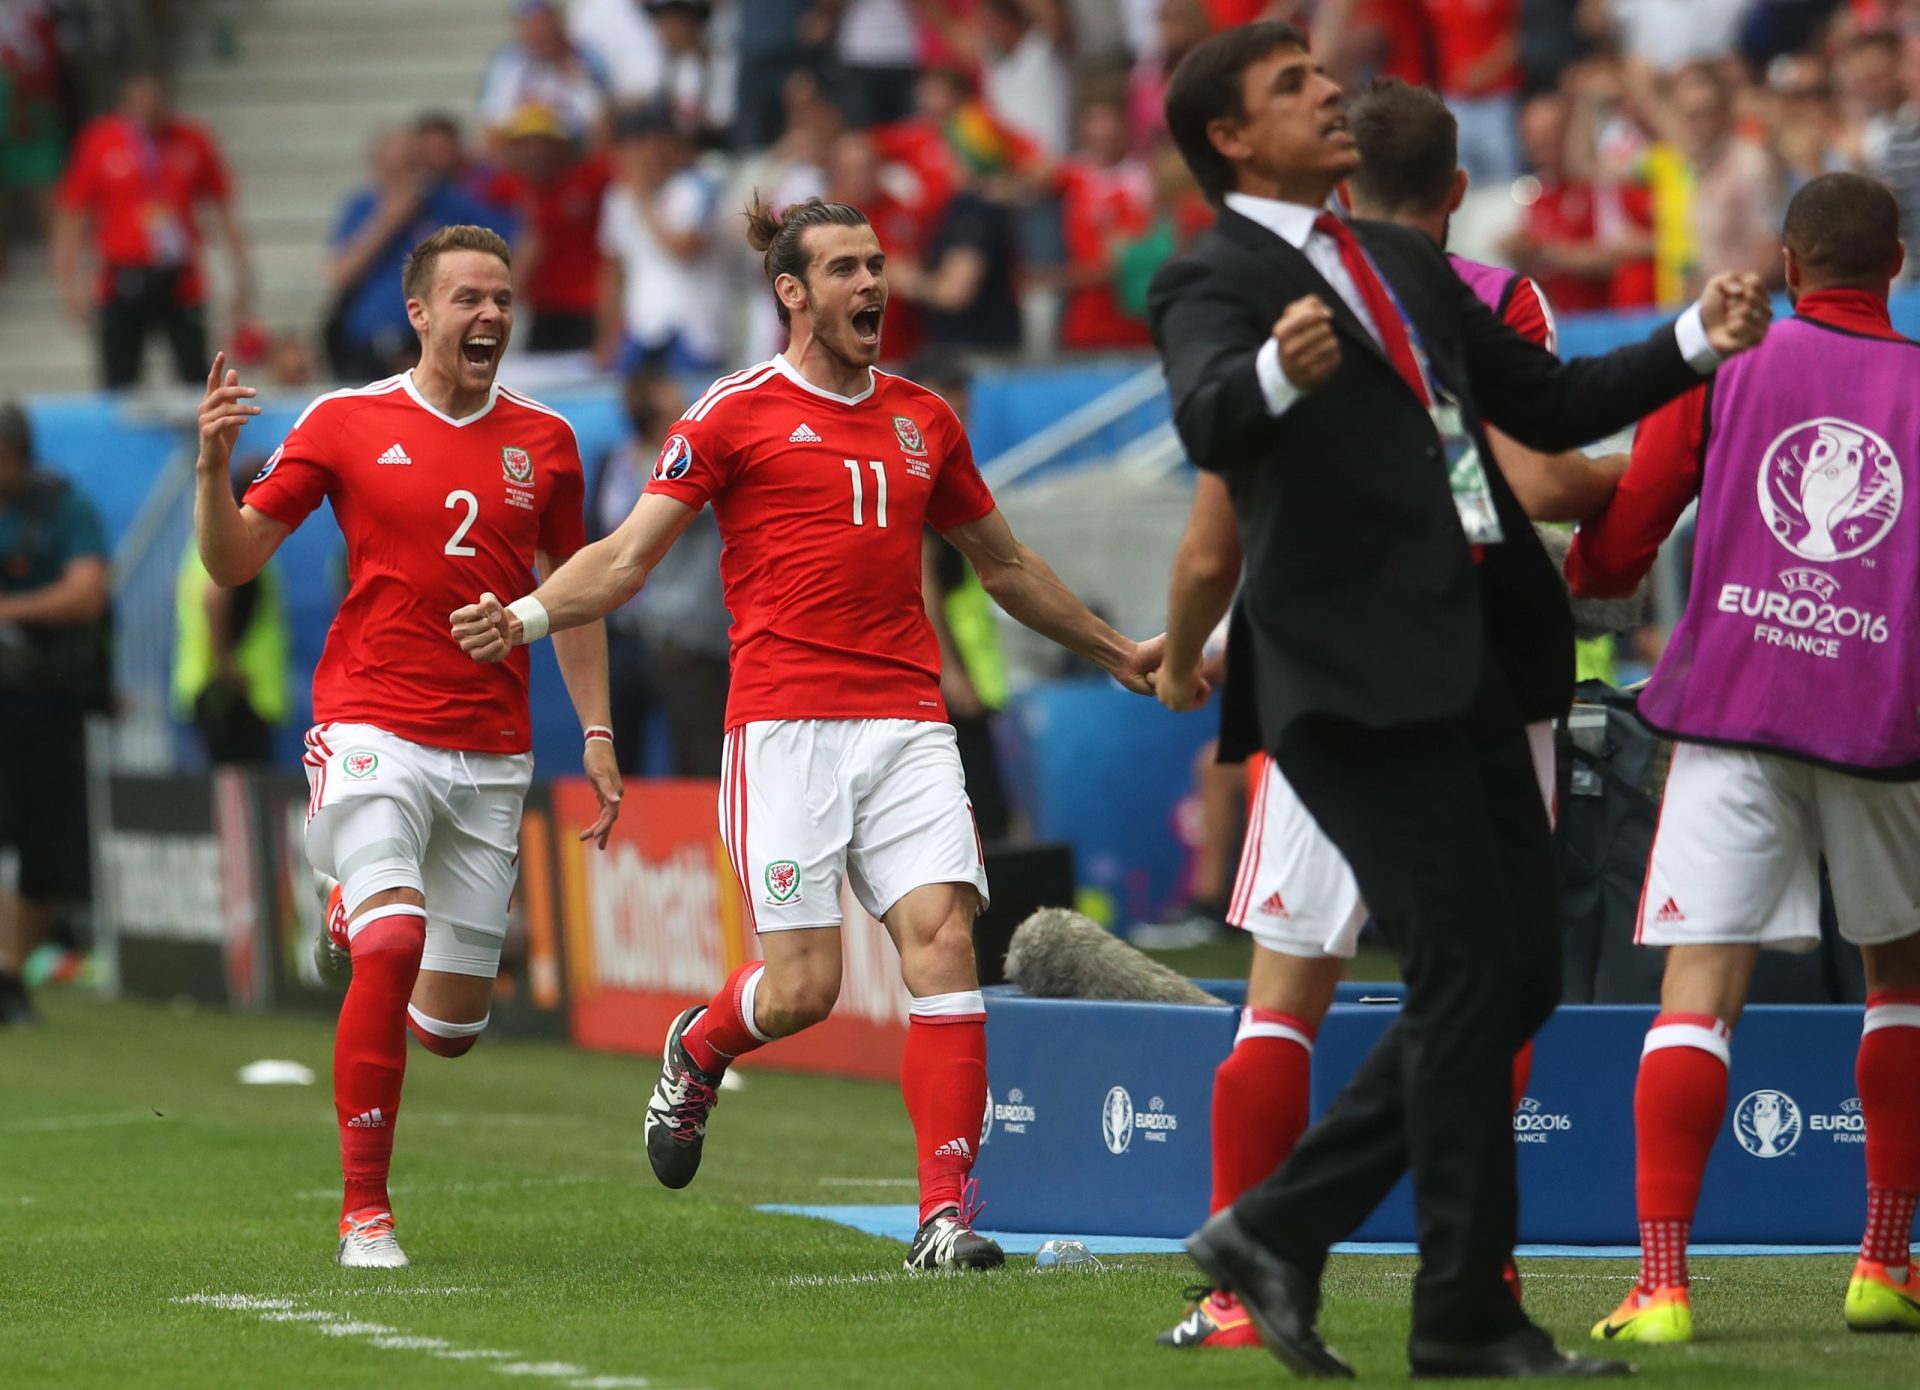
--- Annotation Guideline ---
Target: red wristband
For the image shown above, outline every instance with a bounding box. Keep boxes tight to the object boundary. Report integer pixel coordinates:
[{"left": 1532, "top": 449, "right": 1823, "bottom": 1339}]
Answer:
[{"left": 584, "top": 726, "right": 613, "bottom": 745}]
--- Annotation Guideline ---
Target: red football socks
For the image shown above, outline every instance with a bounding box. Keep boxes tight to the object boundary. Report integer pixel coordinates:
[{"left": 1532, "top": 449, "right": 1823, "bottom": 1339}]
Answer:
[
  {"left": 903, "top": 992, "right": 988, "bottom": 1225},
  {"left": 1633, "top": 1011, "right": 1731, "bottom": 1292},
  {"left": 1210, "top": 1009, "right": 1315, "bottom": 1212},
  {"left": 334, "top": 909, "right": 426, "bottom": 1218},
  {"left": 683, "top": 961, "right": 769, "bottom": 1074},
  {"left": 1859, "top": 990, "right": 1920, "bottom": 1269}
]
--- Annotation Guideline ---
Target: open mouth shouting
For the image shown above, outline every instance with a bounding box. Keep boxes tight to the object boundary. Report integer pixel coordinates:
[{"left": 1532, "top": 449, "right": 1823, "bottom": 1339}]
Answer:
[
  {"left": 852, "top": 305, "right": 883, "bottom": 346},
  {"left": 1323, "top": 112, "right": 1355, "bottom": 148},
  {"left": 461, "top": 333, "right": 502, "bottom": 369}
]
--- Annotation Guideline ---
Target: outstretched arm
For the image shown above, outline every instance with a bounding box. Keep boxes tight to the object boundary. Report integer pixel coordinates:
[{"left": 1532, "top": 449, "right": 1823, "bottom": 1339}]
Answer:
[
  {"left": 451, "top": 491, "right": 698, "bottom": 660},
  {"left": 1157, "top": 472, "right": 1239, "bottom": 713},
  {"left": 540, "top": 547, "right": 622, "bottom": 849},
  {"left": 942, "top": 506, "right": 1162, "bottom": 695}
]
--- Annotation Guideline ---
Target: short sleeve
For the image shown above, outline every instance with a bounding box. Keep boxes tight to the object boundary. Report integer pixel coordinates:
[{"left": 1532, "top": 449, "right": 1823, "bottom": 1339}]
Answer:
[
  {"left": 925, "top": 404, "right": 994, "bottom": 532},
  {"left": 245, "top": 406, "right": 340, "bottom": 530},
  {"left": 1502, "top": 276, "right": 1557, "bottom": 354},
  {"left": 643, "top": 409, "right": 731, "bottom": 511},
  {"left": 538, "top": 424, "right": 588, "bottom": 558}
]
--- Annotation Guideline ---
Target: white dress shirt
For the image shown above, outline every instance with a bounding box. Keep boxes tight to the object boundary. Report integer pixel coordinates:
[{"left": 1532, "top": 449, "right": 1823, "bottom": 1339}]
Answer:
[{"left": 1221, "top": 190, "right": 1721, "bottom": 418}]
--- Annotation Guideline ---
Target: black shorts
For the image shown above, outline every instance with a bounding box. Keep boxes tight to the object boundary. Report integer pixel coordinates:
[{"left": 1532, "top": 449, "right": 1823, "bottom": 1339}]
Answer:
[{"left": 0, "top": 713, "right": 91, "bottom": 902}]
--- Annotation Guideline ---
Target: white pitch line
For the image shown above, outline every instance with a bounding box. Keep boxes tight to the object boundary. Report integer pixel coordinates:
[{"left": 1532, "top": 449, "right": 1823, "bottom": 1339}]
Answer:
[
  {"left": 783, "top": 1271, "right": 913, "bottom": 1288},
  {"left": 816, "top": 1177, "right": 917, "bottom": 1187},
  {"left": 179, "top": 1291, "right": 680, "bottom": 1386},
  {"left": 496, "top": 1362, "right": 589, "bottom": 1377},
  {"left": 0, "top": 1111, "right": 154, "bottom": 1134},
  {"left": 172, "top": 1294, "right": 297, "bottom": 1310}
]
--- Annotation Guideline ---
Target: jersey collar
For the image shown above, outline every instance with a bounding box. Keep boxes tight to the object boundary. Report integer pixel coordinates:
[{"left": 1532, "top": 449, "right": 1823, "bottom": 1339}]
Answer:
[
  {"left": 402, "top": 369, "right": 502, "bottom": 427},
  {"left": 770, "top": 352, "right": 875, "bottom": 406}
]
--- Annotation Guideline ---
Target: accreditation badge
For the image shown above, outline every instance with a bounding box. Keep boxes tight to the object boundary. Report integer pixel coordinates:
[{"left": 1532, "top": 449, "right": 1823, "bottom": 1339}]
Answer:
[{"left": 1432, "top": 391, "right": 1504, "bottom": 546}]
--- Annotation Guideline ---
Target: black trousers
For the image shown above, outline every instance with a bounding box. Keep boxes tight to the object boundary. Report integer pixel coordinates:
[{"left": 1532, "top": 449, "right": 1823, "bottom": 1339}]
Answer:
[
  {"left": 1237, "top": 663, "right": 1562, "bottom": 1344},
  {"left": 99, "top": 266, "right": 207, "bottom": 389}
]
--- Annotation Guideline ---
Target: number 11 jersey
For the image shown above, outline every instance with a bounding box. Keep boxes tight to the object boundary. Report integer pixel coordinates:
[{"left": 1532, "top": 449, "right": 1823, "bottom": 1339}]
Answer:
[
  {"left": 646, "top": 355, "right": 996, "bottom": 730},
  {"left": 245, "top": 372, "right": 586, "bottom": 754}
]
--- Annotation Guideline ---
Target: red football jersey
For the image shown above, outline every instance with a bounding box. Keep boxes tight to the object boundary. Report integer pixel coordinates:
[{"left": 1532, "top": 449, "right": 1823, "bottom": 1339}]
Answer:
[
  {"left": 645, "top": 356, "right": 996, "bottom": 730},
  {"left": 246, "top": 373, "right": 587, "bottom": 754}
]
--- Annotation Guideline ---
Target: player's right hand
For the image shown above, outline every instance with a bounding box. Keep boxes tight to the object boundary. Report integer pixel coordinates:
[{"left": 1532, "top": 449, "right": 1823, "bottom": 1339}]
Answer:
[
  {"left": 1274, "top": 295, "right": 1341, "bottom": 392},
  {"left": 450, "top": 592, "right": 517, "bottom": 663},
  {"left": 197, "top": 351, "right": 261, "bottom": 474}
]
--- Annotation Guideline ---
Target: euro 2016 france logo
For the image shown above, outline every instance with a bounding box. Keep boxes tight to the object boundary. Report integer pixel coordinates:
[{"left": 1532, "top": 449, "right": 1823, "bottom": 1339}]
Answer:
[
  {"left": 1757, "top": 417, "right": 1902, "bottom": 562},
  {"left": 1101, "top": 1085, "right": 1133, "bottom": 1155},
  {"left": 1733, "top": 1088, "right": 1803, "bottom": 1158},
  {"left": 653, "top": 433, "right": 693, "bottom": 482}
]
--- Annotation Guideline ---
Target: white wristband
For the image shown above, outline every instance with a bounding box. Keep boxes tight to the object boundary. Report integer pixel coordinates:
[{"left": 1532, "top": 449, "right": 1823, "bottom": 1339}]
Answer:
[{"left": 506, "top": 595, "right": 550, "bottom": 644}]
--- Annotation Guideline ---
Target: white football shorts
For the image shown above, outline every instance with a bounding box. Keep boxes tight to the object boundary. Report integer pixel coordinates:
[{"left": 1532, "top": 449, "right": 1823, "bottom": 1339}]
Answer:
[
  {"left": 1637, "top": 741, "right": 1920, "bottom": 951},
  {"left": 302, "top": 722, "right": 532, "bottom": 977},
  {"left": 720, "top": 718, "right": 990, "bottom": 932},
  {"left": 1228, "top": 721, "right": 1555, "bottom": 957}
]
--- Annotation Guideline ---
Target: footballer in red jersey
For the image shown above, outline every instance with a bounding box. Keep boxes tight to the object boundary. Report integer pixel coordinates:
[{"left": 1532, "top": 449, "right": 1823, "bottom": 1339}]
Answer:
[
  {"left": 194, "top": 224, "right": 620, "bottom": 1271},
  {"left": 453, "top": 195, "right": 1168, "bottom": 1272},
  {"left": 1150, "top": 82, "right": 1633, "bottom": 1349}
]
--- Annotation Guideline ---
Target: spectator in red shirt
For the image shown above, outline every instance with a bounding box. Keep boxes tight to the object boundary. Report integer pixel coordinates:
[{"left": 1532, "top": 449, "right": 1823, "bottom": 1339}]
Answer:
[
  {"left": 1422, "top": 0, "right": 1521, "bottom": 181},
  {"left": 1501, "top": 91, "right": 1615, "bottom": 313},
  {"left": 51, "top": 71, "right": 254, "bottom": 390},
  {"left": 486, "top": 104, "right": 610, "bottom": 355},
  {"left": 1056, "top": 95, "right": 1156, "bottom": 350}
]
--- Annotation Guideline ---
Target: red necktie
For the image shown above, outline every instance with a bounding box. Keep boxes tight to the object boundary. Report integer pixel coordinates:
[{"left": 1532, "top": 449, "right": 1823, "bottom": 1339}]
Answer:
[{"left": 1314, "top": 213, "right": 1429, "bottom": 407}]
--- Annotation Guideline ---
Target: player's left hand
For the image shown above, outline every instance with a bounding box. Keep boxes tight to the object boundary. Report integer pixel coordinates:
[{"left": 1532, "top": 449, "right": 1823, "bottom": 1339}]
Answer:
[
  {"left": 581, "top": 738, "right": 622, "bottom": 849},
  {"left": 450, "top": 592, "right": 518, "bottom": 663},
  {"left": 1700, "top": 271, "right": 1771, "bottom": 355},
  {"left": 1154, "top": 663, "right": 1212, "bottom": 713}
]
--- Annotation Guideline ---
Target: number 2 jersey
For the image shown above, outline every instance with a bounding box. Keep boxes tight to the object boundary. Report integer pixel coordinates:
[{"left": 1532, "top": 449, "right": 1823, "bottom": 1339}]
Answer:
[
  {"left": 645, "top": 355, "right": 996, "bottom": 729},
  {"left": 245, "top": 372, "right": 586, "bottom": 754}
]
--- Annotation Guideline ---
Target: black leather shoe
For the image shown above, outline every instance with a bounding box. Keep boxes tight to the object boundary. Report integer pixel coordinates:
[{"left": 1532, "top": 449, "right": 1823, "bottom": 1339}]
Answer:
[
  {"left": 1409, "top": 1326, "right": 1634, "bottom": 1379},
  {"left": 1186, "top": 1208, "right": 1355, "bottom": 1379}
]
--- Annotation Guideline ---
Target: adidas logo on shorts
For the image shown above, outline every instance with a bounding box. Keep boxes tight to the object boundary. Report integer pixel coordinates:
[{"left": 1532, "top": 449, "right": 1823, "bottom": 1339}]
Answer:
[
  {"left": 1654, "top": 897, "right": 1685, "bottom": 924},
  {"left": 788, "top": 423, "right": 823, "bottom": 443},
  {"left": 1258, "top": 891, "right": 1290, "bottom": 918}
]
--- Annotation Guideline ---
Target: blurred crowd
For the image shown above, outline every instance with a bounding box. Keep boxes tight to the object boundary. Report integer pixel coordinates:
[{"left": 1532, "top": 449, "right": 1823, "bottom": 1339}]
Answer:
[{"left": 3, "top": 0, "right": 1919, "bottom": 392}]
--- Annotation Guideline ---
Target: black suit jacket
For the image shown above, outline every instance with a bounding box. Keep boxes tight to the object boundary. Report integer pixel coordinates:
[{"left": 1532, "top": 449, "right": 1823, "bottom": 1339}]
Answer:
[{"left": 1149, "top": 209, "right": 1703, "bottom": 740}]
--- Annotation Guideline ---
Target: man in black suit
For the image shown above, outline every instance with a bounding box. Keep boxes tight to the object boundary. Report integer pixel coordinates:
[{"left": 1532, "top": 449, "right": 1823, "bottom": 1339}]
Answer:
[{"left": 1147, "top": 22, "right": 1771, "bottom": 1380}]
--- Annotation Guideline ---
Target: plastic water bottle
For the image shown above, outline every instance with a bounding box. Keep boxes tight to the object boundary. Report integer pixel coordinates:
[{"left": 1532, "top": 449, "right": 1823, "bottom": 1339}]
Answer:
[{"left": 1034, "top": 1239, "right": 1097, "bottom": 1269}]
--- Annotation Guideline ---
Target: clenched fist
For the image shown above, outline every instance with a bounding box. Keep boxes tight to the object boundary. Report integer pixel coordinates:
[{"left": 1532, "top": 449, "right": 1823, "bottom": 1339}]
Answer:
[
  {"left": 450, "top": 592, "right": 519, "bottom": 663},
  {"left": 1275, "top": 295, "right": 1342, "bottom": 392},
  {"left": 1699, "top": 271, "right": 1772, "bottom": 356}
]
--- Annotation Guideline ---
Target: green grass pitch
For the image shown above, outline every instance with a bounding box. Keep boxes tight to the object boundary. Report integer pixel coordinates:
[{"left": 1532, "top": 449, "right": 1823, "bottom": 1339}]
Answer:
[{"left": 2, "top": 994, "right": 1909, "bottom": 1388}]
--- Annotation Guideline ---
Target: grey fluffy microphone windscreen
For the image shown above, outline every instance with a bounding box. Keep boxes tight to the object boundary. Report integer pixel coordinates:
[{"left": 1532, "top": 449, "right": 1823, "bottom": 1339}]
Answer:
[
  {"left": 1532, "top": 523, "right": 1651, "bottom": 640},
  {"left": 1004, "top": 908, "right": 1226, "bottom": 1005}
]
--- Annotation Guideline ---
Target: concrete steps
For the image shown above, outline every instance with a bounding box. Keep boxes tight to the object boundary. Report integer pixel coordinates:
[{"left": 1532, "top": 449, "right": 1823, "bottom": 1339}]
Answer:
[{"left": 6, "top": 0, "right": 513, "bottom": 395}]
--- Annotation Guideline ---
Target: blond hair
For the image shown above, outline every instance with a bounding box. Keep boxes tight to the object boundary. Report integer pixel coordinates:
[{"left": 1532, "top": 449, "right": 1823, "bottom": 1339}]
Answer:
[{"left": 402, "top": 224, "right": 512, "bottom": 302}]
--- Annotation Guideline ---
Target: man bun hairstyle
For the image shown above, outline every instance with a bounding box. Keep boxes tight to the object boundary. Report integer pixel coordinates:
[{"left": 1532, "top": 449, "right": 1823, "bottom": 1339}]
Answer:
[
  {"left": 1164, "top": 20, "right": 1310, "bottom": 203},
  {"left": 1784, "top": 171, "right": 1901, "bottom": 286},
  {"left": 403, "top": 224, "right": 512, "bottom": 302},
  {"left": 1347, "top": 79, "right": 1458, "bottom": 216},
  {"left": 745, "top": 192, "right": 871, "bottom": 327}
]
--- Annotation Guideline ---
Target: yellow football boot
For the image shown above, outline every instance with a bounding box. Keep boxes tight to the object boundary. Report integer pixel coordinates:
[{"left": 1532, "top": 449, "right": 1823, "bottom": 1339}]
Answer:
[
  {"left": 1845, "top": 1259, "right": 1920, "bottom": 1332},
  {"left": 1592, "top": 1286, "right": 1692, "bottom": 1344}
]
